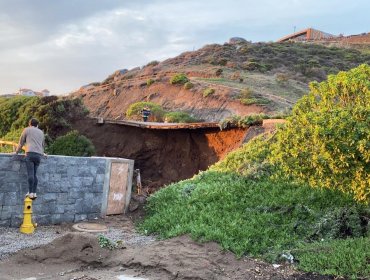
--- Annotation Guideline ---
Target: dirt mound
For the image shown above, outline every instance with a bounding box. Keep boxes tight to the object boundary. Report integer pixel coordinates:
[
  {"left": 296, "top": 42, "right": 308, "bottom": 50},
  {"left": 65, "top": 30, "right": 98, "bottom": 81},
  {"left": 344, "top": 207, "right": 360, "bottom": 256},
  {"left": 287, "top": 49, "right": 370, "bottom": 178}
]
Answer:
[
  {"left": 73, "top": 118, "right": 248, "bottom": 190},
  {"left": 12, "top": 232, "right": 111, "bottom": 266},
  {"left": 0, "top": 232, "right": 334, "bottom": 280}
]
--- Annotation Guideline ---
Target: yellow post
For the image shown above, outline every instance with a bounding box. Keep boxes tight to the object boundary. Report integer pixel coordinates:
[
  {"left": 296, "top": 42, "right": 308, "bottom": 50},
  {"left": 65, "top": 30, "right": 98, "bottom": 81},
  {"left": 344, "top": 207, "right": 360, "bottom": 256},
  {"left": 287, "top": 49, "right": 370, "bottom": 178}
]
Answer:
[{"left": 20, "top": 197, "right": 35, "bottom": 234}]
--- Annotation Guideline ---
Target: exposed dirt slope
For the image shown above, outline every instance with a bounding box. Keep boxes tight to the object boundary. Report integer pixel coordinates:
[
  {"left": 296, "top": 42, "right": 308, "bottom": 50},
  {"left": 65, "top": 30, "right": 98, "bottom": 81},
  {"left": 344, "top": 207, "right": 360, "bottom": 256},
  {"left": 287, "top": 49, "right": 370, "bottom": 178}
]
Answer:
[
  {"left": 73, "top": 118, "right": 248, "bottom": 190},
  {"left": 76, "top": 78, "right": 266, "bottom": 122}
]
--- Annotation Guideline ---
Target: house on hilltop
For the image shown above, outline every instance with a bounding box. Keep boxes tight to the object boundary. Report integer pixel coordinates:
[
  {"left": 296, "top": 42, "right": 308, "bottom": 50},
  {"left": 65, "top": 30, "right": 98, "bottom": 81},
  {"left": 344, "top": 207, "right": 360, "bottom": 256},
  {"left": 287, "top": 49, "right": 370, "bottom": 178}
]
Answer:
[
  {"left": 277, "top": 28, "right": 336, "bottom": 42},
  {"left": 18, "top": 88, "right": 50, "bottom": 97}
]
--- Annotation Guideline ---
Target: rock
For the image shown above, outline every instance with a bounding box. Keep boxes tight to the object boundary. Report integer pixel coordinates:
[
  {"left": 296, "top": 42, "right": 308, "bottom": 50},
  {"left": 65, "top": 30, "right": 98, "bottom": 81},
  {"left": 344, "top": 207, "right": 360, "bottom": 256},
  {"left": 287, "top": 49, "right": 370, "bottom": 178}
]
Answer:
[
  {"left": 229, "top": 37, "right": 247, "bottom": 44},
  {"left": 129, "top": 201, "right": 139, "bottom": 212}
]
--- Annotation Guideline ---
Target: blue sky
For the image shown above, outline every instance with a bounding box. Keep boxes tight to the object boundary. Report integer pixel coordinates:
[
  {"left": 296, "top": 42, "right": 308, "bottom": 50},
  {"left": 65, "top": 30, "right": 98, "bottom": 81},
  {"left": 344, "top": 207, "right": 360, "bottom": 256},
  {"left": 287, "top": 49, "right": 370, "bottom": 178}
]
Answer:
[{"left": 0, "top": 0, "right": 369, "bottom": 95}]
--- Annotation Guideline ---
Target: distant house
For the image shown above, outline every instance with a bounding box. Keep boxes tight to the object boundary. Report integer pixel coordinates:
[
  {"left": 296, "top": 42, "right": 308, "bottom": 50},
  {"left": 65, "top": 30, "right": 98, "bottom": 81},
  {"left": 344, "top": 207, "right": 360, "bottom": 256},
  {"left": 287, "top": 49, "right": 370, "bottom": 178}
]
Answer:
[
  {"left": 277, "top": 28, "right": 336, "bottom": 42},
  {"left": 18, "top": 88, "right": 50, "bottom": 97},
  {"left": 18, "top": 88, "right": 36, "bottom": 96}
]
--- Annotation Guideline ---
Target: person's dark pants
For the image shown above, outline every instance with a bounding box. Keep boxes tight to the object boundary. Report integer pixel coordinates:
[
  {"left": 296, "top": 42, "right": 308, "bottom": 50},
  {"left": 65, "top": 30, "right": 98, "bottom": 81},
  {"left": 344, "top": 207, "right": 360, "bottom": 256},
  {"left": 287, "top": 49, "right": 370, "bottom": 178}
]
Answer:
[
  {"left": 25, "top": 152, "right": 41, "bottom": 194},
  {"left": 143, "top": 116, "right": 148, "bottom": 122}
]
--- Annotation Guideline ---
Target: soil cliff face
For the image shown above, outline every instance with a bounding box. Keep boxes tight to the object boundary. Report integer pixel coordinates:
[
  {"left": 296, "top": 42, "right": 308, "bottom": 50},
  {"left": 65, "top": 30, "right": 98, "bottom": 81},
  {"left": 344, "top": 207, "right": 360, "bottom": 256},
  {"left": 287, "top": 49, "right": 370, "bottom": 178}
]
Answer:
[
  {"left": 73, "top": 118, "right": 248, "bottom": 190},
  {"left": 74, "top": 76, "right": 266, "bottom": 122}
]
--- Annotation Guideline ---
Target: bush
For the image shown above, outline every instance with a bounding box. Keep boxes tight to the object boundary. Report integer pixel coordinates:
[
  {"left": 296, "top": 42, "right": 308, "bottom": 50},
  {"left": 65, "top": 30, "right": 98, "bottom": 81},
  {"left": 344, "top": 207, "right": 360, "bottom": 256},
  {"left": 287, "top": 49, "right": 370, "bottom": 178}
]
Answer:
[
  {"left": 164, "top": 112, "right": 197, "bottom": 123},
  {"left": 219, "top": 114, "right": 263, "bottom": 129},
  {"left": 243, "top": 61, "right": 262, "bottom": 71},
  {"left": 203, "top": 88, "right": 215, "bottom": 97},
  {"left": 183, "top": 82, "right": 194, "bottom": 90},
  {"left": 0, "top": 96, "right": 88, "bottom": 140},
  {"left": 0, "top": 128, "right": 23, "bottom": 153},
  {"left": 0, "top": 96, "right": 35, "bottom": 137},
  {"left": 238, "top": 88, "right": 252, "bottom": 99},
  {"left": 295, "top": 237, "right": 370, "bottom": 279},
  {"left": 47, "top": 130, "right": 95, "bottom": 157},
  {"left": 271, "top": 64, "right": 370, "bottom": 202},
  {"left": 170, "top": 73, "right": 189, "bottom": 85},
  {"left": 275, "top": 73, "right": 289, "bottom": 85},
  {"left": 146, "top": 79, "right": 155, "bottom": 86},
  {"left": 240, "top": 97, "right": 270, "bottom": 106},
  {"left": 146, "top": 60, "right": 159, "bottom": 67},
  {"left": 215, "top": 68, "right": 223, "bottom": 77},
  {"left": 126, "top": 101, "right": 165, "bottom": 122}
]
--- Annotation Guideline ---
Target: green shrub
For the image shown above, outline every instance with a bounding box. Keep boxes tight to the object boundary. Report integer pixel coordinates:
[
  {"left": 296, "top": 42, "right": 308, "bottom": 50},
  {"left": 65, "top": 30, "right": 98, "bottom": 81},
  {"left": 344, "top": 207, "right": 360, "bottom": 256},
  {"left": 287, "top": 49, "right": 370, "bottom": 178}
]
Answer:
[
  {"left": 295, "top": 237, "right": 370, "bottom": 279},
  {"left": 219, "top": 114, "right": 263, "bottom": 129},
  {"left": 275, "top": 73, "right": 289, "bottom": 85},
  {"left": 164, "top": 112, "right": 197, "bottom": 123},
  {"left": 0, "top": 128, "right": 23, "bottom": 153},
  {"left": 47, "top": 130, "right": 95, "bottom": 157},
  {"left": 146, "top": 60, "right": 159, "bottom": 67},
  {"left": 203, "top": 88, "right": 215, "bottom": 97},
  {"left": 170, "top": 73, "right": 189, "bottom": 85},
  {"left": 240, "top": 98, "right": 259, "bottom": 105},
  {"left": 0, "top": 96, "right": 35, "bottom": 137},
  {"left": 0, "top": 96, "right": 88, "bottom": 140},
  {"left": 238, "top": 88, "right": 252, "bottom": 99},
  {"left": 218, "top": 58, "right": 228, "bottom": 66},
  {"left": 243, "top": 61, "right": 262, "bottom": 71},
  {"left": 240, "top": 97, "right": 270, "bottom": 106},
  {"left": 146, "top": 79, "right": 155, "bottom": 86},
  {"left": 126, "top": 101, "right": 165, "bottom": 122},
  {"left": 271, "top": 64, "right": 370, "bottom": 202},
  {"left": 215, "top": 68, "right": 223, "bottom": 76},
  {"left": 97, "top": 234, "right": 117, "bottom": 250},
  {"left": 183, "top": 82, "right": 194, "bottom": 90}
]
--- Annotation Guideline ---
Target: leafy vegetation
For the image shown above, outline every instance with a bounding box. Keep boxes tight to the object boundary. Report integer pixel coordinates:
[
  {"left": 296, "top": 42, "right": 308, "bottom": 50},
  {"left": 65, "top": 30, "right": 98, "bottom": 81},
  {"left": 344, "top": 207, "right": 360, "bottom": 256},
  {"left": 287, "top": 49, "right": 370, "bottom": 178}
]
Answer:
[
  {"left": 146, "top": 78, "right": 155, "bottom": 86},
  {"left": 97, "top": 234, "right": 117, "bottom": 250},
  {"left": 0, "top": 95, "right": 91, "bottom": 155},
  {"left": 203, "top": 88, "right": 215, "bottom": 97},
  {"left": 164, "top": 112, "right": 197, "bottom": 123},
  {"left": 170, "top": 73, "right": 189, "bottom": 85},
  {"left": 240, "top": 97, "right": 270, "bottom": 105},
  {"left": 0, "top": 128, "right": 24, "bottom": 153},
  {"left": 140, "top": 65, "right": 370, "bottom": 279},
  {"left": 219, "top": 114, "right": 264, "bottom": 129},
  {"left": 198, "top": 42, "right": 370, "bottom": 82},
  {"left": 183, "top": 81, "right": 194, "bottom": 90},
  {"left": 126, "top": 101, "right": 165, "bottom": 122},
  {"left": 0, "top": 96, "right": 88, "bottom": 139},
  {"left": 295, "top": 237, "right": 370, "bottom": 279},
  {"left": 146, "top": 60, "right": 159, "bottom": 67},
  {"left": 46, "top": 130, "right": 95, "bottom": 157},
  {"left": 271, "top": 64, "right": 370, "bottom": 202}
]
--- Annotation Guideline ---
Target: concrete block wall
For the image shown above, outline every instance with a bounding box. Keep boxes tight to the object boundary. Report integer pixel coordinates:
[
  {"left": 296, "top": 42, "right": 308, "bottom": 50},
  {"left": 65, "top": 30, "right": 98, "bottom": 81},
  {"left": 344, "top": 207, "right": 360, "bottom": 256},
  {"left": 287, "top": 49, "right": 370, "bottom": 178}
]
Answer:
[{"left": 0, "top": 153, "right": 134, "bottom": 227}]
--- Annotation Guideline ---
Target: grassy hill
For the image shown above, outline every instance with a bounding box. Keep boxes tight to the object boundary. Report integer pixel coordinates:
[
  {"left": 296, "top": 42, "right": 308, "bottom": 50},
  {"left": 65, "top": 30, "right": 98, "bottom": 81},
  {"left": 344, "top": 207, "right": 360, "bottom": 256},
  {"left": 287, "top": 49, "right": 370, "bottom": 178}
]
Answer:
[{"left": 71, "top": 40, "right": 370, "bottom": 122}]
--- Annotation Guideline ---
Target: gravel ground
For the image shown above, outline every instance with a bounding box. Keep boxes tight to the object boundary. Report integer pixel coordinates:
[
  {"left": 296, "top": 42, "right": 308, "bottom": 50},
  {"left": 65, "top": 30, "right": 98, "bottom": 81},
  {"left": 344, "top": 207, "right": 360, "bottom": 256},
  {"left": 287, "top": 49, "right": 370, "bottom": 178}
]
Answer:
[
  {"left": 0, "top": 225, "right": 66, "bottom": 260},
  {"left": 0, "top": 223, "right": 155, "bottom": 261}
]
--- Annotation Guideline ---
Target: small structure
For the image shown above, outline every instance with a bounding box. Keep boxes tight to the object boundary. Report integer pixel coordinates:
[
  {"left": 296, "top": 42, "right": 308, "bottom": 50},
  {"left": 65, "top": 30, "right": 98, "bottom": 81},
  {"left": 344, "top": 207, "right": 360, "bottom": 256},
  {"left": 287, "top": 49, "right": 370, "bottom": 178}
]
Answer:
[
  {"left": 18, "top": 88, "right": 50, "bottom": 97},
  {"left": 0, "top": 154, "right": 134, "bottom": 227},
  {"left": 277, "top": 28, "right": 336, "bottom": 42}
]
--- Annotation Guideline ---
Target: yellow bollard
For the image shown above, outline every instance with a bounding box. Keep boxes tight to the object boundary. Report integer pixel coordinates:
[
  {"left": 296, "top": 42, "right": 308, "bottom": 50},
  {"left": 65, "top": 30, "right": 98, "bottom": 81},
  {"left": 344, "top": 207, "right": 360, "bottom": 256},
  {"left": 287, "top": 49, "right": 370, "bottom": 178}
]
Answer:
[{"left": 20, "top": 197, "right": 35, "bottom": 234}]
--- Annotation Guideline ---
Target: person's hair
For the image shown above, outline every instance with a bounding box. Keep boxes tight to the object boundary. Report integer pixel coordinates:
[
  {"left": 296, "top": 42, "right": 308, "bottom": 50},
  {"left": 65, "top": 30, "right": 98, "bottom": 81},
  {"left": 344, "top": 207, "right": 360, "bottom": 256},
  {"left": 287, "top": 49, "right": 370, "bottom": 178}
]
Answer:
[{"left": 29, "top": 118, "right": 39, "bottom": 127}]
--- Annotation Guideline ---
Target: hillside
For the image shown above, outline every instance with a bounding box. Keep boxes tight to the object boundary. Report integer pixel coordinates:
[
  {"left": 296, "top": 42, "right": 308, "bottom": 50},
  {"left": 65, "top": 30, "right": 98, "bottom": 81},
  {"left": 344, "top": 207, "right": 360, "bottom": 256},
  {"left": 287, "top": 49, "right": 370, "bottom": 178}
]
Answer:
[{"left": 71, "top": 40, "right": 370, "bottom": 122}]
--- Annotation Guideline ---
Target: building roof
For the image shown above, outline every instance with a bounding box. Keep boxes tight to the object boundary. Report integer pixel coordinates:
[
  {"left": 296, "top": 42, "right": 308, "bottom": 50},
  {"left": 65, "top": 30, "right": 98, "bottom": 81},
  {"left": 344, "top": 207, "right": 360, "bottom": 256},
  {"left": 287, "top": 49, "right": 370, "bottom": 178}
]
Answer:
[{"left": 277, "top": 28, "right": 336, "bottom": 42}]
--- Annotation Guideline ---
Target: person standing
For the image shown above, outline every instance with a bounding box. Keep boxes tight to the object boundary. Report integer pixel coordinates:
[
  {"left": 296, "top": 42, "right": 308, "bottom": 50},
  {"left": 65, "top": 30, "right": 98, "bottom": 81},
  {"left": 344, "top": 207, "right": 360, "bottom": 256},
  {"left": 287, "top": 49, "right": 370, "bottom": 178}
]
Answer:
[
  {"left": 141, "top": 107, "right": 151, "bottom": 122},
  {"left": 15, "top": 118, "right": 46, "bottom": 200}
]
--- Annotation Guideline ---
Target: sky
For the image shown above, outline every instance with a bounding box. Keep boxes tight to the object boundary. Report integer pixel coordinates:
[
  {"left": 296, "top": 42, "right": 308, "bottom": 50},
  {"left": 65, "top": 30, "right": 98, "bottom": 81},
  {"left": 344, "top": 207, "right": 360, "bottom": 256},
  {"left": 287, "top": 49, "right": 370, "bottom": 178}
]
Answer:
[{"left": 0, "top": 0, "right": 369, "bottom": 95}]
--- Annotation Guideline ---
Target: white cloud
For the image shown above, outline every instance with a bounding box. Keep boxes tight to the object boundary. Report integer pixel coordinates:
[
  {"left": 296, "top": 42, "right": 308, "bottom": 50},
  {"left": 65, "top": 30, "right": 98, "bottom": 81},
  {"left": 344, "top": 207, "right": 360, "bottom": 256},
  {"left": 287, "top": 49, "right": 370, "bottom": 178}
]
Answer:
[{"left": 0, "top": 0, "right": 369, "bottom": 94}]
